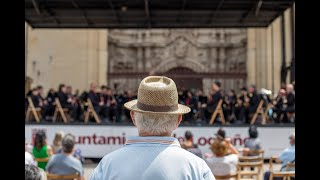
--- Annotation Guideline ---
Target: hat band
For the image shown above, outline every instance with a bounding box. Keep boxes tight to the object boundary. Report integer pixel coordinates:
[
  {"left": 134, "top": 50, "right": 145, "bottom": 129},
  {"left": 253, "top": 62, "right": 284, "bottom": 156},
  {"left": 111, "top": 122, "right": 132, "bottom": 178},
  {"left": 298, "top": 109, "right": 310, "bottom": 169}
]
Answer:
[{"left": 137, "top": 101, "right": 178, "bottom": 112}]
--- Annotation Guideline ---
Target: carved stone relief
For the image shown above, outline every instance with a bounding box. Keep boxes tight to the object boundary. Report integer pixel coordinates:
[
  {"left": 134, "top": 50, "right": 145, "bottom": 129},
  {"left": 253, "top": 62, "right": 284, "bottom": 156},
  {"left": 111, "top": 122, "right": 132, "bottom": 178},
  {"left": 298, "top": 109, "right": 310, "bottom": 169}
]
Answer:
[{"left": 108, "top": 29, "right": 247, "bottom": 91}]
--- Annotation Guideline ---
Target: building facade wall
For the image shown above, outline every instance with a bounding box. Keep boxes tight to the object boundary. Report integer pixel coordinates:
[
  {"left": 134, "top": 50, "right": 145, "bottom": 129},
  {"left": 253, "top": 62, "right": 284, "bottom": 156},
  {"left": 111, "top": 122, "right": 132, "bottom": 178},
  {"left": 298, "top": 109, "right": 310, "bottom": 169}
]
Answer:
[
  {"left": 25, "top": 5, "right": 294, "bottom": 96},
  {"left": 25, "top": 23, "right": 107, "bottom": 93},
  {"left": 246, "top": 6, "right": 294, "bottom": 94}
]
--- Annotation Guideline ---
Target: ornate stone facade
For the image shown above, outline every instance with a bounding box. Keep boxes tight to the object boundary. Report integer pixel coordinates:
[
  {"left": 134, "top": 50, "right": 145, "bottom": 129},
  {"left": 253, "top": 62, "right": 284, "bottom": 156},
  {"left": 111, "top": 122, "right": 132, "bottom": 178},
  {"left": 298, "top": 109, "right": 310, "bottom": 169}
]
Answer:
[{"left": 108, "top": 29, "right": 247, "bottom": 94}]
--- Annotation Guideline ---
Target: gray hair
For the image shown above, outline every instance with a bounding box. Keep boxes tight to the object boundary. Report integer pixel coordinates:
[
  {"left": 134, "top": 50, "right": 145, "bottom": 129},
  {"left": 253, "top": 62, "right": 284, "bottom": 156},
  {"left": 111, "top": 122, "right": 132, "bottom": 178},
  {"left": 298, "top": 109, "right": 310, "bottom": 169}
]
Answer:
[
  {"left": 25, "top": 164, "right": 47, "bottom": 180},
  {"left": 289, "top": 132, "right": 295, "bottom": 141},
  {"left": 134, "top": 112, "right": 179, "bottom": 135},
  {"left": 62, "top": 133, "right": 75, "bottom": 153}
]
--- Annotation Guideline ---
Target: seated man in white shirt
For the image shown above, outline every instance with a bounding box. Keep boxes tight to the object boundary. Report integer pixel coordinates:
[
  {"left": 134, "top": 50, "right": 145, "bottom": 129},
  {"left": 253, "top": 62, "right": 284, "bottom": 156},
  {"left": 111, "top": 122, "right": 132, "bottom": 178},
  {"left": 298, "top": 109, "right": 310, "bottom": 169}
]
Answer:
[
  {"left": 264, "top": 133, "right": 295, "bottom": 180},
  {"left": 90, "top": 76, "right": 215, "bottom": 180},
  {"left": 46, "top": 134, "right": 84, "bottom": 180},
  {"left": 25, "top": 139, "right": 36, "bottom": 166}
]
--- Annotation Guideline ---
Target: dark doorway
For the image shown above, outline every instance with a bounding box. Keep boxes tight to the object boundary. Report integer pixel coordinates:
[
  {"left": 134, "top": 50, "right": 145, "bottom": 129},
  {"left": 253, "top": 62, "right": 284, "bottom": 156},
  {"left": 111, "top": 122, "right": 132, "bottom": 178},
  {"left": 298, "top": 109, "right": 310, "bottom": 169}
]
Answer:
[{"left": 162, "top": 67, "right": 203, "bottom": 90}]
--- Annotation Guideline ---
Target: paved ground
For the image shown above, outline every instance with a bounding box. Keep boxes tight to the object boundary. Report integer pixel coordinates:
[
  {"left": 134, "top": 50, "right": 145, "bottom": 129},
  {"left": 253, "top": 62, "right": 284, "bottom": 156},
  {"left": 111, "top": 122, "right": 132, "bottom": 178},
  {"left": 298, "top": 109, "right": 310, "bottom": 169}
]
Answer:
[{"left": 83, "top": 160, "right": 281, "bottom": 180}]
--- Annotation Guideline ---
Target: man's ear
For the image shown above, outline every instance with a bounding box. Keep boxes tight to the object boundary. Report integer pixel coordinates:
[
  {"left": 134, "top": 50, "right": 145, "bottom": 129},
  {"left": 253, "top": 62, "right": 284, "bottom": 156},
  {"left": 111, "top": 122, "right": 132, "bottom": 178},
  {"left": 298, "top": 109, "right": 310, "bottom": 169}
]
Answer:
[
  {"left": 130, "top": 111, "right": 136, "bottom": 127},
  {"left": 175, "top": 115, "right": 183, "bottom": 129}
]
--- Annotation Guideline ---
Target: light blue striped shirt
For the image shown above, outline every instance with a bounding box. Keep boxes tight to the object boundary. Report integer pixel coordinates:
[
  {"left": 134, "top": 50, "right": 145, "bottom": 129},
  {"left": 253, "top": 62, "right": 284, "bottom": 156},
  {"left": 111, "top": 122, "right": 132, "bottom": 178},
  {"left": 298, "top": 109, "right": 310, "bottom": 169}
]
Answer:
[
  {"left": 90, "top": 136, "right": 215, "bottom": 180},
  {"left": 279, "top": 145, "right": 295, "bottom": 171}
]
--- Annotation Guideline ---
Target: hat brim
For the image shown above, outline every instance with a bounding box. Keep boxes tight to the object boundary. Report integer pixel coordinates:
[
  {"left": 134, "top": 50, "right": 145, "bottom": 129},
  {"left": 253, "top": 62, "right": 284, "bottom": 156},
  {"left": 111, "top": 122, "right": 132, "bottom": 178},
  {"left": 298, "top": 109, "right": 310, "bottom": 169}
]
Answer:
[{"left": 124, "top": 99, "right": 191, "bottom": 115}]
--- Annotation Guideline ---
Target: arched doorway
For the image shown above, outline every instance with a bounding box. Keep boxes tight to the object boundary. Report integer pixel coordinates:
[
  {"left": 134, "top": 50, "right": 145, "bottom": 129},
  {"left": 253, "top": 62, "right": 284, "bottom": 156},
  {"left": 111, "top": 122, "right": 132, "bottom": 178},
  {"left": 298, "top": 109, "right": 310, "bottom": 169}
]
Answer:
[{"left": 162, "top": 67, "right": 203, "bottom": 90}]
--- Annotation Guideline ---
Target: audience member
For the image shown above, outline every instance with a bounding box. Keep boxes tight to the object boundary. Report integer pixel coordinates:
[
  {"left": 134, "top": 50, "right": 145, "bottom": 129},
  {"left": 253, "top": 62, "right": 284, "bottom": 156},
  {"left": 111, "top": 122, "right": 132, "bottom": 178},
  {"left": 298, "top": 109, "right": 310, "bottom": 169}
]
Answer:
[
  {"left": 264, "top": 133, "right": 295, "bottom": 180},
  {"left": 216, "top": 128, "right": 239, "bottom": 155},
  {"left": 26, "top": 139, "right": 36, "bottom": 165},
  {"left": 32, "top": 131, "right": 53, "bottom": 170},
  {"left": 181, "top": 130, "right": 203, "bottom": 158},
  {"left": 52, "top": 131, "right": 64, "bottom": 154},
  {"left": 46, "top": 134, "right": 84, "bottom": 180},
  {"left": 25, "top": 164, "right": 47, "bottom": 180},
  {"left": 243, "top": 125, "right": 262, "bottom": 156},
  {"left": 205, "top": 138, "right": 239, "bottom": 178}
]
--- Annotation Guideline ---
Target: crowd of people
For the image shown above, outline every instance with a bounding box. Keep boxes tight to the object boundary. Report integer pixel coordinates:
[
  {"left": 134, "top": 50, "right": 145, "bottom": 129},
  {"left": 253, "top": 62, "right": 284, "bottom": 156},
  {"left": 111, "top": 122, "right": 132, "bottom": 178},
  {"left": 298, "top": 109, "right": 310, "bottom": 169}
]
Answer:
[
  {"left": 25, "top": 131, "right": 85, "bottom": 180},
  {"left": 180, "top": 127, "right": 295, "bottom": 180},
  {"left": 25, "top": 76, "right": 295, "bottom": 180},
  {"left": 25, "top": 81, "right": 295, "bottom": 125},
  {"left": 25, "top": 127, "right": 295, "bottom": 180}
]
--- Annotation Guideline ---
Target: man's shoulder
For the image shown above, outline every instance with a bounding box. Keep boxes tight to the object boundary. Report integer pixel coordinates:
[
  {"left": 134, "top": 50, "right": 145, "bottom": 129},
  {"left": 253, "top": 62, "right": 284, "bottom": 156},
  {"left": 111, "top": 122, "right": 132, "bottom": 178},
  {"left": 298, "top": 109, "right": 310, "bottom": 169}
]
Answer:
[
  {"left": 99, "top": 147, "right": 126, "bottom": 162},
  {"left": 168, "top": 147, "right": 206, "bottom": 164}
]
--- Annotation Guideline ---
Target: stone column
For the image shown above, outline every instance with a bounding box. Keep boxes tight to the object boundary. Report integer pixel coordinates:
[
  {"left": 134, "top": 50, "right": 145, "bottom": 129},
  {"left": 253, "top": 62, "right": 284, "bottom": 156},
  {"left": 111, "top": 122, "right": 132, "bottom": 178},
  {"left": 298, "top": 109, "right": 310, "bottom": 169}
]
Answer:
[
  {"left": 209, "top": 48, "right": 217, "bottom": 70},
  {"left": 246, "top": 28, "right": 256, "bottom": 86},
  {"left": 219, "top": 47, "right": 226, "bottom": 72},
  {"left": 137, "top": 32, "right": 143, "bottom": 72},
  {"left": 98, "top": 30, "right": 108, "bottom": 86},
  {"left": 144, "top": 31, "right": 151, "bottom": 70}
]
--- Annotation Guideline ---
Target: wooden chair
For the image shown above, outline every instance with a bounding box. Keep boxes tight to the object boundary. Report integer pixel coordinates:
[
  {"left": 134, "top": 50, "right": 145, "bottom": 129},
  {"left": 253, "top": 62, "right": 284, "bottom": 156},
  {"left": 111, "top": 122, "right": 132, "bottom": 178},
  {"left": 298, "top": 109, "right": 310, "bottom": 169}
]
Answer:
[
  {"left": 53, "top": 98, "right": 70, "bottom": 123},
  {"left": 47, "top": 172, "right": 80, "bottom": 180},
  {"left": 250, "top": 100, "right": 267, "bottom": 125},
  {"left": 214, "top": 173, "right": 238, "bottom": 180},
  {"left": 209, "top": 99, "right": 225, "bottom": 125},
  {"left": 269, "top": 156, "right": 295, "bottom": 180},
  {"left": 237, "top": 161, "right": 264, "bottom": 180},
  {"left": 239, "top": 155, "right": 262, "bottom": 162},
  {"left": 269, "top": 171, "right": 295, "bottom": 180},
  {"left": 84, "top": 98, "right": 101, "bottom": 124},
  {"left": 25, "top": 97, "right": 42, "bottom": 123}
]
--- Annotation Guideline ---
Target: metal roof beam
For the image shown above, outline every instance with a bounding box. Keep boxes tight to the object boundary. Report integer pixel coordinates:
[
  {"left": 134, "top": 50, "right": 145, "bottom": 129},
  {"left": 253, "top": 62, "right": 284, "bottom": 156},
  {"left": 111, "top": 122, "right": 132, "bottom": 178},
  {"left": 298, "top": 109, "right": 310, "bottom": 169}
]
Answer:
[
  {"left": 144, "top": 0, "right": 151, "bottom": 28},
  {"left": 107, "top": 0, "right": 120, "bottom": 23},
  {"left": 31, "top": 0, "right": 41, "bottom": 15},
  {"left": 210, "top": 0, "right": 225, "bottom": 24}
]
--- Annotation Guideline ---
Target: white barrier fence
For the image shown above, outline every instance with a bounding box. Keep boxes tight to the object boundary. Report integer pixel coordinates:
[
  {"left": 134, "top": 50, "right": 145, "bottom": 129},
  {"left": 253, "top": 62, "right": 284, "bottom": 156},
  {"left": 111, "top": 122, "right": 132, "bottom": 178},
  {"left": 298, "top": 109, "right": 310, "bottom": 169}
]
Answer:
[{"left": 25, "top": 125, "right": 294, "bottom": 158}]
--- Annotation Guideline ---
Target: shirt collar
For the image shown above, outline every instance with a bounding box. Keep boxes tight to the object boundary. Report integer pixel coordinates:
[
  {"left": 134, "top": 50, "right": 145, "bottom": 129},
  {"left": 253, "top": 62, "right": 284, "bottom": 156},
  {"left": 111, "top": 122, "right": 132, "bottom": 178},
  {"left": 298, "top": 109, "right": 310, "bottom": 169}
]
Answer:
[{"left": 125, "top": 136, "right": 181, "bottom": 147}]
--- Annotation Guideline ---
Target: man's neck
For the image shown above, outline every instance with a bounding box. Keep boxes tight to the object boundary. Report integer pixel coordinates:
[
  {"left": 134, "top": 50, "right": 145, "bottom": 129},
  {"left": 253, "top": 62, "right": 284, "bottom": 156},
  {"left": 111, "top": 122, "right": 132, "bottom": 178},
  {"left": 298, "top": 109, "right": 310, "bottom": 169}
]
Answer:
[
  {"left": 139, "top": 131, "right": 171, "bottom": 137},
  {"left": 62, "top": 152, "right": 73, "bottom": 156}
]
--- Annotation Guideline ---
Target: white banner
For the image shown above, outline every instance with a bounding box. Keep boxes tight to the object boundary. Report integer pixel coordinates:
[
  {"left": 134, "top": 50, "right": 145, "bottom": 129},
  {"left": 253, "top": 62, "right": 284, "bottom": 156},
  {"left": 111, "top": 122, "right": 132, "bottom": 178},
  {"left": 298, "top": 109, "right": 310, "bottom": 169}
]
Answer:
[{"left": 25, "top": 125, "right": 294, "bottom": 159}]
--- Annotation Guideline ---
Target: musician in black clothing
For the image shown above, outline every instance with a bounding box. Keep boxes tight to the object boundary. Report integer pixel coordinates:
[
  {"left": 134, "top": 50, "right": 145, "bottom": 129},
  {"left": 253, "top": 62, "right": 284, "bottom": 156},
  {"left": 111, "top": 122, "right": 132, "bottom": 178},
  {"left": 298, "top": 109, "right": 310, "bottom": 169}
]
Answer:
[
  {"left": 57, "top": 84, "right": 77, "bottom": 120},
  {"left": 225, "top": 89, "right": 237, "bottom": 123},
  {"left": 45, "top": 88, "right": 57, "bottom": 118},
  {"left": 207, "top": 81, "right": 222, "bottom": 124},
  {"left": 123, "top": 90, "right": 134, "bottom": 121},
  {"left": 30, "top": 88, "right": 42, "bottom": 108},
  {"left": 238, "top": 87, "right": 249, "bottom": 121},
  {"left": 184, "top": 91, "right": 198, "bottom": 124},
  {"left": 196, "top": 89, "right": 207, "bottom": 122},
  {"left": 273, "top": 89, "right": 286, "bottom": 123},
  {"left": 248, "top": 85, "right": 260, "bottom": 123},
  {"left": 88, "top": 83, "right": 106, "bottom": 121},
  {"left": 285, "top": 84, "right": 295, "bottom": 122},
  {"left": 27, "top": 87, "right": 46, "bottom": 119},
  {"left": 100, "top": 86, "right": 117, "bottom": 122}
]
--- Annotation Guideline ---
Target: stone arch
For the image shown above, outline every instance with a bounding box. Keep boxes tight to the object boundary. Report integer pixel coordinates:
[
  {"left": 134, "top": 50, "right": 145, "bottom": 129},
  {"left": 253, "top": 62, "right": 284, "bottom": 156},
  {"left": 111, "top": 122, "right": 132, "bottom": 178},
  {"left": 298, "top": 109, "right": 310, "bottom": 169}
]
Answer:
[{"left": 150, "top": 58, "right": 207, "bottom": 75}]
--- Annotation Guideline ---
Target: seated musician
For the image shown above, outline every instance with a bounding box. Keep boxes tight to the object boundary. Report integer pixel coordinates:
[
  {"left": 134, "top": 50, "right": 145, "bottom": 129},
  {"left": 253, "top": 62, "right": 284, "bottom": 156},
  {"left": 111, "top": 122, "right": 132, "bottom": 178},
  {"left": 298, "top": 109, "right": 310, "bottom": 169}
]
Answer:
[
  {"left": 56, "top": 84, "right": 77, "bottom": 121},
  {"left": 248, "top": 85, "right": 260, "bottom": 123},
  {"left": 207, "top": 81, "right": 222, "bottom": 124}
]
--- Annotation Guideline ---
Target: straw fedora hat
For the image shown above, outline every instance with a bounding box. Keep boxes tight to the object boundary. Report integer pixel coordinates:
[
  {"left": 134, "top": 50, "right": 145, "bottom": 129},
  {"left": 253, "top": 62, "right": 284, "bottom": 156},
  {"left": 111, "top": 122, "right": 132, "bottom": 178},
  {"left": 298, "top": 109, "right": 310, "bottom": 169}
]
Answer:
[{"left": 124, "top": 76, "right": 191, "bottom": 114}]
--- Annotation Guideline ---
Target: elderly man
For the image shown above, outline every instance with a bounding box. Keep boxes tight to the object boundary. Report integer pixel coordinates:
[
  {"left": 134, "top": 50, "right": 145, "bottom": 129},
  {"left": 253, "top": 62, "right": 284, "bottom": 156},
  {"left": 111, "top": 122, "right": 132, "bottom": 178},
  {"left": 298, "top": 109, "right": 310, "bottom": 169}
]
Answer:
[
  {"left": 46, "top": 134, "right": 84, "bottom": 180},
  {"left": 90, "top": 76, "right": 215, "bottom": 180},
  {"left": 264, "top": 133, "right": 295, "bottom": 180}
]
